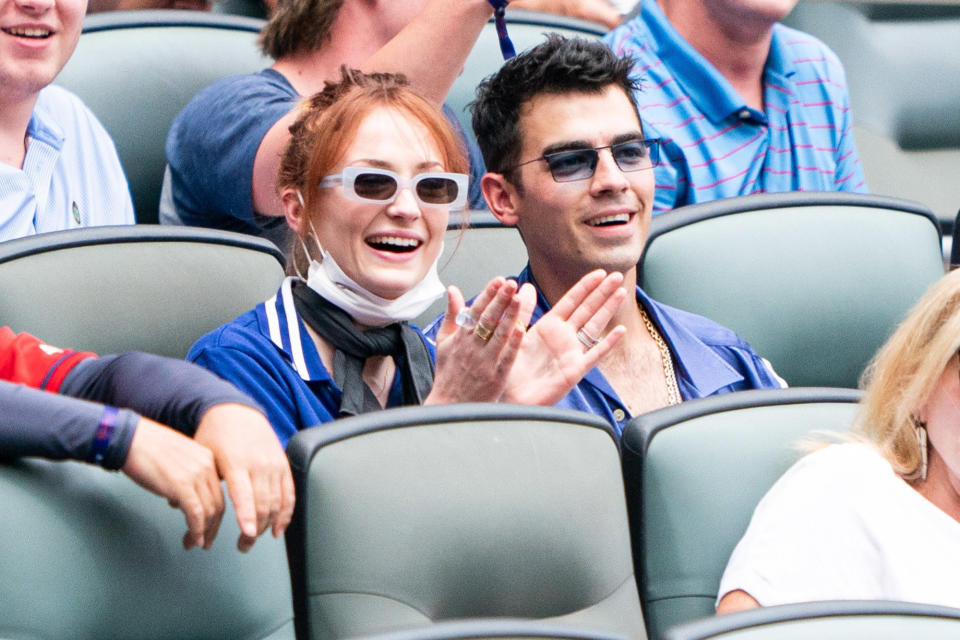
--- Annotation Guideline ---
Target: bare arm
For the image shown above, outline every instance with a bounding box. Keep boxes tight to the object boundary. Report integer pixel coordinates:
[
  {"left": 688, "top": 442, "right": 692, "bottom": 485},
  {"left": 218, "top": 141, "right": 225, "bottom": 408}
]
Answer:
[{"left": 716, "top": 589, "right": 761, "bottom": 615}]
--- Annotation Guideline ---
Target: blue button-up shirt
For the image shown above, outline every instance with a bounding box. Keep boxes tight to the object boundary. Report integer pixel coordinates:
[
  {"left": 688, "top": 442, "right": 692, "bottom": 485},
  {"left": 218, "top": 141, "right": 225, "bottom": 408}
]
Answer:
[
  {"left": 605, "top": 0, "right": 867, "bottom": 213},
  {"left": 427, "top": 266, "right": 784, "bottom": 435}
]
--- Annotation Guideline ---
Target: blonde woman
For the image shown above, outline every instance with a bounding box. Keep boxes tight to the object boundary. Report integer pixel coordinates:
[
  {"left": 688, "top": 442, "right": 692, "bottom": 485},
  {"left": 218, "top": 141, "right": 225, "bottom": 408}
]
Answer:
[{"left": 717, "top": 269, "right": 960, "bottom": 613}]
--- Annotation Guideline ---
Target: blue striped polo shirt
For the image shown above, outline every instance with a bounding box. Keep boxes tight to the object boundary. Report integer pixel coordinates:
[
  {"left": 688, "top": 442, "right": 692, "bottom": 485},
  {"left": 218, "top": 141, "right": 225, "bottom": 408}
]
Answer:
[{"left": 605, "top": 0, "right": 867, "bottom": 213}]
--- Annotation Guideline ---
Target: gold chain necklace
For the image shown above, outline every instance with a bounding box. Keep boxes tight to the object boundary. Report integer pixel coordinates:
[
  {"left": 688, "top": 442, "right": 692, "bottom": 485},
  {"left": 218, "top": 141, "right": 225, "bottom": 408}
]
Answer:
[{"left": 639, "top": 304, "right": 681, "bottom": 406}]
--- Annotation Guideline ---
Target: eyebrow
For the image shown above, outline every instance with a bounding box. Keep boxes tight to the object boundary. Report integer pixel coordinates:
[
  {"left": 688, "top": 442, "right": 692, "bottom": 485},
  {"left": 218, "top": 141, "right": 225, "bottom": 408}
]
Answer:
[
  {"left": 350, "top": 159, "right": 445, "bottom": 172},
  {"left": 540, "top": 131, "right": 645, "bottom": 157}
]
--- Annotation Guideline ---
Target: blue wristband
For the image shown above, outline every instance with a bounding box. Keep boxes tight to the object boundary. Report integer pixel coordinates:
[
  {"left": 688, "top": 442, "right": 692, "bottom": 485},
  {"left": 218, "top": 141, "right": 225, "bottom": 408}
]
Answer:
[
  {"left": 90, "top": 405, "right": 119, "bottom": 465},
  {"left": 487, "top": 0, "right": 516, "bottom": 60}
]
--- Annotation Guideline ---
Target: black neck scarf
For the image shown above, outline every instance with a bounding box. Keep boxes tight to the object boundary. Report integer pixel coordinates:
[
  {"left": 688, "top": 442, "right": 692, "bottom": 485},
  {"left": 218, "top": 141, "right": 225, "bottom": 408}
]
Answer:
[{"left": 292, "top": 282, "right": 434, "bottom": 417}]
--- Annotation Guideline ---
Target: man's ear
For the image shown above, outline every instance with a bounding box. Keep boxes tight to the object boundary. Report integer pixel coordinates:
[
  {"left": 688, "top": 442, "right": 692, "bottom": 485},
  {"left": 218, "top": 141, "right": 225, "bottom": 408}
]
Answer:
[
  {"left": 281, "top": 189, "right": 305, "bottom": 234},
  {"left": 481, "top": 172, "right": 521, "bottom": 227}
]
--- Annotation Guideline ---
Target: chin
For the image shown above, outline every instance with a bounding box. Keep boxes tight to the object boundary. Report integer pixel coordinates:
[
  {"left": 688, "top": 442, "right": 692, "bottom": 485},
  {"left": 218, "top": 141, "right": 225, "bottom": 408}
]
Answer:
[{"left": 363, "top": 276, "right": 423, "bottom": 301}]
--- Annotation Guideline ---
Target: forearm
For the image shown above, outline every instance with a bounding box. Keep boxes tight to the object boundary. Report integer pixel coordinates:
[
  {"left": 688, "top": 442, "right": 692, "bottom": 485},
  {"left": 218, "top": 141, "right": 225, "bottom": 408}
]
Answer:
[
  {"left": 0, "top": 380, "right": 137, "bottom": 469},
  {"left": 60, "top": 353, "right": 262, "bottom": 437},
  {"left": 360, "top": 0, "right": 493, "bottom": 105}
]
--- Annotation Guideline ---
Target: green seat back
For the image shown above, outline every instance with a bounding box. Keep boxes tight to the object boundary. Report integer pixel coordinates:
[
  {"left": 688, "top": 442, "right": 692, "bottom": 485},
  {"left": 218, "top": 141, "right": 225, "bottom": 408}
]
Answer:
[
  {"left": 663, "top": 600, "right": 960, "bottom": 640},
  {"left": 0, "top": 457, "right": 294, "bottom": 639},
  {"left": 620, "top": 388, "right": 861, "bottom": 639},
  {"left": 286, "top": 404, "right": 647, "bottom": 640},
  {"left": 54, "top": 10, "right": 269, "bottom": 223},
  {"left": 0, "top": 225, "right": 284, "bottom": 358},
  {"left": 640, "top": 193, "right": 943, "bottom": 388}
]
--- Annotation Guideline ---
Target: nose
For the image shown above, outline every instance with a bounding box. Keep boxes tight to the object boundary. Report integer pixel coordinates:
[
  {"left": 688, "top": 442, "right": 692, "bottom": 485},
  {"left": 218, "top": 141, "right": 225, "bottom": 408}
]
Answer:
[
  {"left": 588, "top": 147, "right": 629, "bottom": 197},
  {"left": 386, "top": 186, "right": 422, "bottom": 221},
  {"left": 14, "top": 0, "right": 55, "bottom": 13}
]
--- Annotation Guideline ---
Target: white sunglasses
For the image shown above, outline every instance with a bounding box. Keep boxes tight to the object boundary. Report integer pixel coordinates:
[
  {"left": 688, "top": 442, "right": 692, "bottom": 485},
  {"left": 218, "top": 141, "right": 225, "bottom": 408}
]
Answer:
[{"left": 320, "top": 167, "right": 469, "bottom": 210}]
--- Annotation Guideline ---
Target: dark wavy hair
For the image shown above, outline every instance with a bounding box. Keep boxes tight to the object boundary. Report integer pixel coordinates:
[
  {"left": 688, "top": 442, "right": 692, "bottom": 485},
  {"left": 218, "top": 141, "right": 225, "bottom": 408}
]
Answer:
[{"left": 470, "top": 35, "right": 641, "bottom": 187}]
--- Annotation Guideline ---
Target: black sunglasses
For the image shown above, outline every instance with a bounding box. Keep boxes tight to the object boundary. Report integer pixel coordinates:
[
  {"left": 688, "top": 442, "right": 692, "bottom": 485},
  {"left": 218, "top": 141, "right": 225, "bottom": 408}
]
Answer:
[{"left": 508, "top": 139, "right": 661, "bottom": 183}]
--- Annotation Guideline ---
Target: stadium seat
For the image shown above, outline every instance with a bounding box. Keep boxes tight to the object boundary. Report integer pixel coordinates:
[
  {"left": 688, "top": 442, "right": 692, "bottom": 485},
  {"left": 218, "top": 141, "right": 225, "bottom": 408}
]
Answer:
[
  {"left": 353, "top": 619, "right": 629, "bottom": 640},
  {"left": 285, "top": 403, "right": 646, "bottom": 640},
  {"left": 54, "top": 10, "right": 269, "bottom": 224},
  {"left": 639, "top": 192, "right": 943, "bottom": 388},
  {"left": 447, "top": 10, "right": 606, "bottom": 147},
  {"left": 783, "top": 1, "right": 960, "bottom": 231},
  {"left": 417, "top": 212, "right": 529, "bottom": 326},
  {"left": 0, "top": 457, "right": 294, "bottom": 639},
  {"left": 662, "top": 600, "right": 960, "bottom": 640},
  {"left": 619, "top": 388, "right": 861, "bottom": 640},
  {"left": 0, "top": 225, "right": 284, "bottom": 358}
]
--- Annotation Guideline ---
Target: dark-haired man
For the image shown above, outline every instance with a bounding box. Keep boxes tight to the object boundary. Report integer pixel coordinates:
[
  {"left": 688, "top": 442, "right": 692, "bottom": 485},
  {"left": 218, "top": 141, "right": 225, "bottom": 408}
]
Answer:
[
  {"left": 605, "top": 0, "right": 866, "bottom": 213},
  {"left": 460, "top": 36, "right": 784, "bottom": 433}
]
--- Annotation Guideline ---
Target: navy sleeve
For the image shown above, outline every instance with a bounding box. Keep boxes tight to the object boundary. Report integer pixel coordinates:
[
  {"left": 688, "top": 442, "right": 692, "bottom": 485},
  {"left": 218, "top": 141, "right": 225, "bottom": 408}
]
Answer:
[
  {"left": 164, "top": 72, "right": 298, "bottom": 240},
  {"left": 60, "top": 353, "right": 264, "bottom": 437},
  {"left": 0, "top": 380, "right": 138, "bottom": 470}
]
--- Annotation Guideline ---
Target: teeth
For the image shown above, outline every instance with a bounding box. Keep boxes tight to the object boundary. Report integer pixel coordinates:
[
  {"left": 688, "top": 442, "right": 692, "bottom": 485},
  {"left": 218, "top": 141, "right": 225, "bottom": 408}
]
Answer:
[
  {"left": 369, "top": 236, "right": 420, "bottom": 248},
  {"left": 5, "top": 27, "right": 51, "bottom": 37},
  {"left": 589, "top": 213, "right": 630, "bottom": 226}
]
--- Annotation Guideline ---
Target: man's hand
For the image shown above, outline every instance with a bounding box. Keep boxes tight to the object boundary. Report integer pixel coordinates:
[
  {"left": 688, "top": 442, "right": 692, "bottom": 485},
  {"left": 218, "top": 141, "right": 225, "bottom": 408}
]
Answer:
[
  {"left": 503, "top": 270, "right": 627, "bottom": 406},
  {"left": 121, "top": 418, "right": 225, "bottom": 550},
  {"left": 193, "top": 403, "right": 295, "bottom": 552}
]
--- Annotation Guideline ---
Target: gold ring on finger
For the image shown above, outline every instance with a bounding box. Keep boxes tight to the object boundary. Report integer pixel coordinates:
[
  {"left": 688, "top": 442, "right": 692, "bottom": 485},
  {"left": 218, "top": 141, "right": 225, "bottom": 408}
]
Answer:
[{"left": 474, "top": 321, "right": 494, "bottom": 342}]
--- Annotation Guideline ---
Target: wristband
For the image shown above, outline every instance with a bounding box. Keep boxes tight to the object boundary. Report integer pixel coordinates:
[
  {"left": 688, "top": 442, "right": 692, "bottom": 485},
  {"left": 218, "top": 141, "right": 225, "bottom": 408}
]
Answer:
[
  {"left": 90, "top": 405, "right": 119, "bottom": 465},
  {"left": 487, "top": 0, "right": 516, "bottom": 60}
]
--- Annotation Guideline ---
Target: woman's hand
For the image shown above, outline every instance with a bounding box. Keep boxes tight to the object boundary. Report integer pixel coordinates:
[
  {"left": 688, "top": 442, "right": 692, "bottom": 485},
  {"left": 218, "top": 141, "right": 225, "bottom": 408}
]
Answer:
[
  {"left": 425, "top": 277, "right": 531, "bottom": 404},
  {"left": 503, "top": 269, "right": 627, "bottom": 406},
  {"left": 193, "top": 403, "right": 296, "bottom": 552},
  {"left": 121, "top": 418, "right": 225, "bottom": 550}
]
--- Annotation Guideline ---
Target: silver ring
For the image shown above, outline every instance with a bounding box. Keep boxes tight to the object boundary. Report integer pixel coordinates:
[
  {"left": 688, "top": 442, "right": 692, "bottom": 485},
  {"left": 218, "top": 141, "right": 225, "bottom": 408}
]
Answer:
[
  {"left": 455, "top": 308, "right": 477, "bottom": 330},
  {"left": 576, "top": 328, "right": 601, "bottom": 350}
]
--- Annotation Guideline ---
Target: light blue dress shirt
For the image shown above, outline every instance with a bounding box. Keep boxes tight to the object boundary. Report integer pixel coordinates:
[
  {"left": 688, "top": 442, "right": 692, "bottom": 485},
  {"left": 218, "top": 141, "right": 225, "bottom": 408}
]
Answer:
[{"left": 0, "top": 85, "right": 134, "bottom": 240}]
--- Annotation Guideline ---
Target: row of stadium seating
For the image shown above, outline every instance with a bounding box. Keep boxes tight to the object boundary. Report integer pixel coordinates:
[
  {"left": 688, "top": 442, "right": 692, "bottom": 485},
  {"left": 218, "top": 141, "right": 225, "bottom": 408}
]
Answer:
[
  {"left": 6, "top": 390, "right": 960, "bottom": 638},
  {"left": 0, "top": 190, "right": 943, "bottom": 387}
]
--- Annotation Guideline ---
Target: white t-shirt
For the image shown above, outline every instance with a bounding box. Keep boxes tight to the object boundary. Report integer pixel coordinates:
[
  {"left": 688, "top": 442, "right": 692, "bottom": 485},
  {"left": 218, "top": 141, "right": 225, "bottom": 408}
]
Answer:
[{"left": 718, "top": 443, "right": 960, "bottom": 609}]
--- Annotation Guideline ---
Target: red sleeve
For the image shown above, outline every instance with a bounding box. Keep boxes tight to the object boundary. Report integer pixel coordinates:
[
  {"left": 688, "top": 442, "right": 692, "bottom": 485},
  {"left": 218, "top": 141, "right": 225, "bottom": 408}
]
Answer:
[{"left": 0, "top": 326, "right": 97, "bottom": 392}]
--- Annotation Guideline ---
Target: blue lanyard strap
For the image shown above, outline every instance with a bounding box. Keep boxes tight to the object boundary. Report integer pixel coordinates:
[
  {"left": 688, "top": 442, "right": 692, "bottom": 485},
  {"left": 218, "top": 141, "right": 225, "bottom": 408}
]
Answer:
[{"left": 487, "top": 0, "right": 516, "bottom": 59}]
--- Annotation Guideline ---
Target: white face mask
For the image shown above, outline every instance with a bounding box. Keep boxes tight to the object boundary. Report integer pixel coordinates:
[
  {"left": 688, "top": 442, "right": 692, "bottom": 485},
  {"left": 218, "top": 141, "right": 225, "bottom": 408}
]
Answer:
[{"left": 298, "top": 207, "right": 445, "bottom": 327}]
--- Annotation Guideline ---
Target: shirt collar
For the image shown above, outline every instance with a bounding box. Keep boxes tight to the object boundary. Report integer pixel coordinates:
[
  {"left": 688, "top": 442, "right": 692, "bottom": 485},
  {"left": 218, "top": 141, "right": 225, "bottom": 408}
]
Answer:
[
  {"left": 517, "top": 264, "right": 744, "bottom": 397},
  {"left": 637, "top": 287, "right": 745, "bottom": 396},
  {"left": 255, "top": 277, "right": 331, "bottom": 383},
  {"left": 26, "top": 93, "right": 65, "bottom": 150},
  {"left": 641, "top": 0, "right": 795, "bottom": 124}
]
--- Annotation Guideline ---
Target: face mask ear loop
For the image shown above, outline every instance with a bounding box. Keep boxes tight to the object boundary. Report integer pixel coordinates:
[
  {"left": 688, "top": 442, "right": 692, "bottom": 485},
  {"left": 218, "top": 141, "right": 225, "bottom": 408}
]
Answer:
[{"left": 294, "top": 189, "right": 326, "bottom": 280}]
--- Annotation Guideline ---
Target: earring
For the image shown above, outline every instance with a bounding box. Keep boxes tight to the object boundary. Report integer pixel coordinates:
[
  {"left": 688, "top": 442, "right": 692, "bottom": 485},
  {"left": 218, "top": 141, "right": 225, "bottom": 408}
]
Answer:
[{"left": 913, "top": 417, "right": 929, "bottom": 482}]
